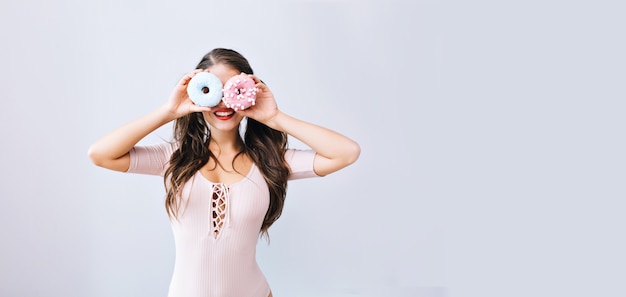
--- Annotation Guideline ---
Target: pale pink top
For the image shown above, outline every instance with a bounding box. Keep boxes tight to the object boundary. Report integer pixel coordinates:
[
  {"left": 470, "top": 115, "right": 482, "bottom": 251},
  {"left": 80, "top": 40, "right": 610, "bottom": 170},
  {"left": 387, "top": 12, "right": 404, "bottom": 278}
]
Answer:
[{"left": 127, "top": 142, "right": 318, "bottom": 297}]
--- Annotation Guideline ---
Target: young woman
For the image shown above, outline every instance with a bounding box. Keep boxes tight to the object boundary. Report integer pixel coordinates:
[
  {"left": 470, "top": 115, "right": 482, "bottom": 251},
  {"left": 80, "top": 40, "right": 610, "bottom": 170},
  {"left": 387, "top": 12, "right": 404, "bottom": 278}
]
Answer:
[{"left": 88, "top": 48, "right": 360, "bottom": 297}]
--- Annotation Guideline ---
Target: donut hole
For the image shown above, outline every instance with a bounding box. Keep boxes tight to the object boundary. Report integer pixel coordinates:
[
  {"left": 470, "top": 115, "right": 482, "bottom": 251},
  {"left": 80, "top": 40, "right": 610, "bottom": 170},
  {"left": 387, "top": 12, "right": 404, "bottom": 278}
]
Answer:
[
  {"left": 235, "top": 88, "right": 242, "bottom": 95},
  {"left": 202, "top": 86, "right": 210, "bottom": 94}
]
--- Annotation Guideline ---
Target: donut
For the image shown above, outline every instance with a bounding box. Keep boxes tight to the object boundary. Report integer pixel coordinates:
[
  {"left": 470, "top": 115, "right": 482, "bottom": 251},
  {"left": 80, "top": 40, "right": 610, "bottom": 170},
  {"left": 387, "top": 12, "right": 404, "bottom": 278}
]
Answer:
[
  {"left": 222, "top": 74, "right": 258, "bottom": 111},
  {"left": 186, "top": 72, "right": 223, "bottom": 107}
]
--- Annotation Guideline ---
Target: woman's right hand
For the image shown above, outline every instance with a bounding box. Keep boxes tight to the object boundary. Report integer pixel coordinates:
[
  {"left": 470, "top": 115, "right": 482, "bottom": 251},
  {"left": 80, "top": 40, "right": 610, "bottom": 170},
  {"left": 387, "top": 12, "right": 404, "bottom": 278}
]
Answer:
[
  {"left": 88, "top": 70, "right": 213, "bottom": 172},
  {"left": 163, "top": 69, "right": 212, "bottom": 119}
]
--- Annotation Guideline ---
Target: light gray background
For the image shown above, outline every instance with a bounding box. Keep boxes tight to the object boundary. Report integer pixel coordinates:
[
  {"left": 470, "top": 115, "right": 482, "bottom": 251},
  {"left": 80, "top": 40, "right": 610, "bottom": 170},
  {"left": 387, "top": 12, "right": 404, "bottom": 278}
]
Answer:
[{"left": 0, "top": 0, "right": 623, "bottom": 297}]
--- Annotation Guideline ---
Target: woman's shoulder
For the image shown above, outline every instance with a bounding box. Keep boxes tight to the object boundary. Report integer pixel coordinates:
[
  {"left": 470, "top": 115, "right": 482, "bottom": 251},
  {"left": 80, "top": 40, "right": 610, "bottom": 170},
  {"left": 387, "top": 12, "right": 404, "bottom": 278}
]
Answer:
[
  {"left": 127, "top": 141, "right": 177, "bottom": 176},
  {"left": 133, "top": 141, "right": 177, "bottom": 155},
  {"left": 284, "top": 148, "right": 319, "bottom": 180},
  {"left": 284, "top": 148, "right": 315, "bottom": 161}
]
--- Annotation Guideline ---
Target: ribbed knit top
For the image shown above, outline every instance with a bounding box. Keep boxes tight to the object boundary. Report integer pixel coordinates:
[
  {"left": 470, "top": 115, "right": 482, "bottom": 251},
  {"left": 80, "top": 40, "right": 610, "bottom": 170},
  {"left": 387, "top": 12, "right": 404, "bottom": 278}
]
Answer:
[{"left": 127, "top": 142, "right": 318, "bottom": 297}]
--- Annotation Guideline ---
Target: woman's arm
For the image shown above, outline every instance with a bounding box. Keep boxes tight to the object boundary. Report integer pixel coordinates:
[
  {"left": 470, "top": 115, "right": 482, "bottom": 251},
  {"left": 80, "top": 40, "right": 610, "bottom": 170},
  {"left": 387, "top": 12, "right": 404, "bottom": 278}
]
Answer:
[
  {"left": 269, "top": 112, "right": 361, "bottom": 176},
  {"left": 239, "top": 75, "right": 361, "bottom": 176},
  {"left": 87, "top": 70, "right": 211, "bottom": 172}
]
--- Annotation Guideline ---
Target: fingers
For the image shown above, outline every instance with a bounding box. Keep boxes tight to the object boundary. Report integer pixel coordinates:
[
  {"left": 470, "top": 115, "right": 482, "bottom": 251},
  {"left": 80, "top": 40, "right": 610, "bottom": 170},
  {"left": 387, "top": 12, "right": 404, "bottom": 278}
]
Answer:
[
  {"left": 234, "top": 108, "right": 250, "bottom": 118},
  {"left": 256, "top": 82, "right": 268, "bottom": 92},
  {"left": 246, "top": 74, "right": 269, "bottom": 92},
  {"left": 179, "top": 69, "right": 206, "bottom": 86},
  {"left": 190, "top": 105, "right": 212, "bottom": 113},
  {"left": 187, "top": 98, "right": 212, "bottom": 113},
  {"left": 247, "top": 74, "right": 263, "bottom": 85}
]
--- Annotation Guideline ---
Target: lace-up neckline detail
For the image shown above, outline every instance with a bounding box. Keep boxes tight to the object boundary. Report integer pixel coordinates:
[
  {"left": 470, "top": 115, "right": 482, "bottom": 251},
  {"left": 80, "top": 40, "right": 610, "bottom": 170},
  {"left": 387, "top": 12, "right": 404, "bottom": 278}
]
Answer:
[{"left": 210, "top": 183, "right": 230, "bottom": 239}]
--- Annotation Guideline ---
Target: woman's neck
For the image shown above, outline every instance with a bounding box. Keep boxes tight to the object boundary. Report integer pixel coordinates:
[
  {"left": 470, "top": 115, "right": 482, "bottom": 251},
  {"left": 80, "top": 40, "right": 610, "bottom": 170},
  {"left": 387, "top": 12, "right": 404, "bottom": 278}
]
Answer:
[{"left": 208, "top": 129, "right": 243, "bottom": 154}]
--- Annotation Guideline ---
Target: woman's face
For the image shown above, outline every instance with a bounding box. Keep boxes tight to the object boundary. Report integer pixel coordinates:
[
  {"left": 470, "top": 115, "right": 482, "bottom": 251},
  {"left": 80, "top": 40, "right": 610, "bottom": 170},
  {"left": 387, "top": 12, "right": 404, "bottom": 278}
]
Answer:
[{"left": 202, "top": 63, "right": 244, "bottom": 132}]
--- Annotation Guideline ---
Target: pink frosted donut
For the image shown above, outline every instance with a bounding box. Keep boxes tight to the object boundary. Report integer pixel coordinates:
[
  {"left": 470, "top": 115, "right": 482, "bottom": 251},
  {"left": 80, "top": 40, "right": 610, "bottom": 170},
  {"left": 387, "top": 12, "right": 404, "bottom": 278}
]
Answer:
[{"left": 222, "top": 74, "right": 257, "bottom": 111}]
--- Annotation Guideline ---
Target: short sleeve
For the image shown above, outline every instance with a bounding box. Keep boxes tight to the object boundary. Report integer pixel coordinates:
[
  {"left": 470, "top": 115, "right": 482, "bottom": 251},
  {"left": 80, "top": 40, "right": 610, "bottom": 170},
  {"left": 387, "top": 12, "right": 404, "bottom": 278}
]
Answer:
[
  {"left": 127, "top": 142, "right": 175, "bottom": 176},
  {"left": 285, "top": 149, "right": 319, "bottom": 180}
]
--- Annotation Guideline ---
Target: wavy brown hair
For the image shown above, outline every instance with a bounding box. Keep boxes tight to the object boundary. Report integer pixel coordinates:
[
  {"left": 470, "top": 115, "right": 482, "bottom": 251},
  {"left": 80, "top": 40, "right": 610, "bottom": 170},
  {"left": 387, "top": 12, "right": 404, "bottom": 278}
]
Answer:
[{"left": 163, "top": 48, "right": 290, "bottom": 237}]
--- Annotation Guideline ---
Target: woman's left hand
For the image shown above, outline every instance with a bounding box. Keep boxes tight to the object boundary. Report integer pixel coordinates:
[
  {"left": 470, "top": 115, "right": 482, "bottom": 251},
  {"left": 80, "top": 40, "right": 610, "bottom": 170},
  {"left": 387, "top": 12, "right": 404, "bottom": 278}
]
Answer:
[
  {"left": 236, "top": 74, "right": 280, "bottom": 127},
  {"left": 237, "top": 74, "right": 360, "bottom": 176}
]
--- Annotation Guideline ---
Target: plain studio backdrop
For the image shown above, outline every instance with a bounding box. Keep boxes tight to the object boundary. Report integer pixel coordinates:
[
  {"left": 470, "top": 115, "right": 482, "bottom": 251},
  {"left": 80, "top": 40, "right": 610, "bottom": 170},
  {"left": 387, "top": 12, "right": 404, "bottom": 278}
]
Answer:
[{"left": 0, "top": 0, "right": 624, "bottom": 297}]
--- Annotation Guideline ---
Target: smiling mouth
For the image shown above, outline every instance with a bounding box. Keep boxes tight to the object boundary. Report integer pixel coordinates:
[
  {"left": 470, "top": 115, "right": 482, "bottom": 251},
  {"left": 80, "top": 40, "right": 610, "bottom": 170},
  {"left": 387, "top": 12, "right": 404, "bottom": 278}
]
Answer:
[{"left": 214, "top": 109, "right": 235, "bottom": 119}]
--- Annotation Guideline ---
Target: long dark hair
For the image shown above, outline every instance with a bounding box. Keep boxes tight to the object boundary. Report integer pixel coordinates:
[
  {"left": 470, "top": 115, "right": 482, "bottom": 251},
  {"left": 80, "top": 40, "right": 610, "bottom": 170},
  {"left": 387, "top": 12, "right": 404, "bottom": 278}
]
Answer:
[{"left": 163, "top": 48, "right": 290, "bottom": 237}]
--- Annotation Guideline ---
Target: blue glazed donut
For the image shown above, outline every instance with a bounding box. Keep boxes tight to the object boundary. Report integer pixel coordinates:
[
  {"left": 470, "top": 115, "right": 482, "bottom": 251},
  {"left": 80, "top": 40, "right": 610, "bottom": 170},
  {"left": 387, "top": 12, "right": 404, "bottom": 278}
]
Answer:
[{"left": 186, "top": 72, "right": 223, "bottom": 107}]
